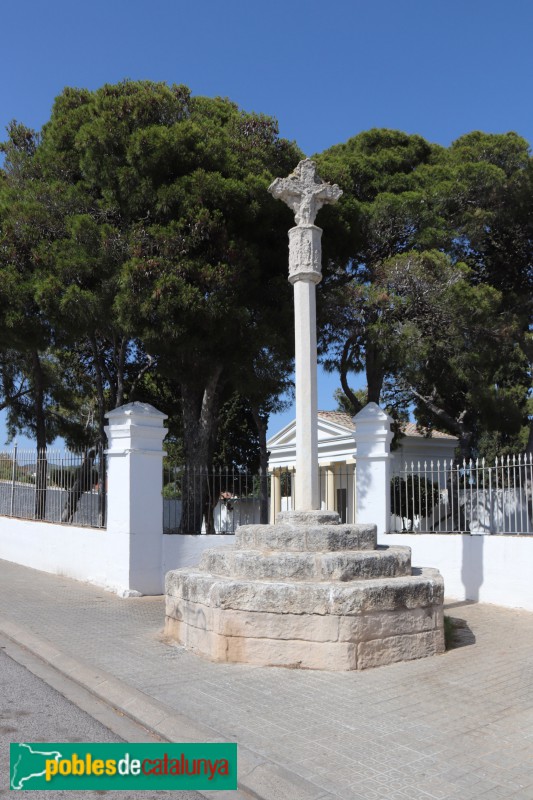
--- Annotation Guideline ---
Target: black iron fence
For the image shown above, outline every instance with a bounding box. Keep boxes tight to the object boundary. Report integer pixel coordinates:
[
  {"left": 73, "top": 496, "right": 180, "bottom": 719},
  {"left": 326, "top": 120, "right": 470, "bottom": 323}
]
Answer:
[
  {"left": 163, "top": 466, "right": 268, "bottom": 534},
  {"left": 390, "top": 454, "right": 533, "bottom": 534},
  {"left": 163, "top": 464, "right": 357, "bottom": 534},
  {"left": 0, "top": 445, "right": 106, "bottom": 528},
  {"left": 163, "top": 455, "right": 533, "bottom": 536}
]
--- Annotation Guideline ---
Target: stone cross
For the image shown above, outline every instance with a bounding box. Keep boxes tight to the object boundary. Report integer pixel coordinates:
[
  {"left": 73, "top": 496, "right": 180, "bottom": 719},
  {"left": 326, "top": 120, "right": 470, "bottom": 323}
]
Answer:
[
  {"left": 269, "top": 158, "right": 343, "bottom": 226},
  {"left": 269, "top": 160, "right": 342, "bottom": 511}
]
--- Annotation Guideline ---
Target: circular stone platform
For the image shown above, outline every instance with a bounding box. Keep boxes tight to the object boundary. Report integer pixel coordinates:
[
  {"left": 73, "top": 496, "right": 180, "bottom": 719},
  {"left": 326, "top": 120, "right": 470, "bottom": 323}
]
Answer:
[{"left": 164, "top": 511, "right": 445, "bottom": 670}]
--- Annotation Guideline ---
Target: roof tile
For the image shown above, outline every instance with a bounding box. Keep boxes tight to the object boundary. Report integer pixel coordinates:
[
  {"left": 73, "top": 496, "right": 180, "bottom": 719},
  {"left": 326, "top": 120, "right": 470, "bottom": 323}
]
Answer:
[{"left": 318, "top": 411, "right": 457, "bottom": 440}]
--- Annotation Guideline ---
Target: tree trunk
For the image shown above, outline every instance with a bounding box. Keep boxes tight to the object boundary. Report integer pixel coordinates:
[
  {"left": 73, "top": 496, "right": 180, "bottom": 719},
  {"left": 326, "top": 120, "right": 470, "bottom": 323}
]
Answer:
[
  {"left": 339, "top": 339, "right": 364, "bottom": 413},
  {"left": 115, "top": 336, "right": 127, "bottom": 408},
  {"left": 457, "top": 431, "right": 473, "bottom": 462},
  {"left": 408, "top": 385, "right": 473, "bottom": 460},
  {"left": 61, "top": 449, "right": 96, "bottom": 523},
  {"left": 90, "top": 336, "right": 108, "bottom": 526},
  {"left": 526, "top": 421, "right": 533, "bottom": 455},
  {"left": 251, "top": 403, "right": 269, "bottom": 524},
  {"left": 179, "top": 367, "right": 223, "bottom": 535},
  {"left": 90, "top": 337, "right": 107, "bottom": 447},
  {"left": 365, "top": 336, "right": 385, "bottom": 405},
  {"left": 32, "top": 352, "right": 47, "bottom": 520}
]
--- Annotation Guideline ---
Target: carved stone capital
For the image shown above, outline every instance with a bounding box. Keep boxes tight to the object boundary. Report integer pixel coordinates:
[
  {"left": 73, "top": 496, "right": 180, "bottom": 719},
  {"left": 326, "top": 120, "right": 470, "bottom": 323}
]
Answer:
[{"left": 288, "top": 225, "right": 323, "bottom": 285}]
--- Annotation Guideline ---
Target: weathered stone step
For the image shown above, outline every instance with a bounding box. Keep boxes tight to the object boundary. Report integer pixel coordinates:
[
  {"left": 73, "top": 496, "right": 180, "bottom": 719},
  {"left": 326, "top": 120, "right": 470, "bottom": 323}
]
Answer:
[
  {"left": 166, "top": 566, "right": 444, "bottom": 618},
  {"left": 199, "top": 545, "right": 411, "bottom": 582},
  {"left": 235, "top": 523, "right": 377, "bottom": 553},
  {"left": 165, "top": 565, "right": 445, "bottom": 670},
  {"left": 276, "top": 510, "right": 341, "bottom": 526}
]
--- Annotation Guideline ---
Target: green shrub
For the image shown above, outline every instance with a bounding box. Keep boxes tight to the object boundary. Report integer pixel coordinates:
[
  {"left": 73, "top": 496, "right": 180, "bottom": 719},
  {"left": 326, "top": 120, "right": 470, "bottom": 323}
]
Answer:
[
  {"left": 163, "top": 482, "right": 181, "bottom": 499},
  {"left": 390, "top": 475, "right": 440, "bottom": 530}
]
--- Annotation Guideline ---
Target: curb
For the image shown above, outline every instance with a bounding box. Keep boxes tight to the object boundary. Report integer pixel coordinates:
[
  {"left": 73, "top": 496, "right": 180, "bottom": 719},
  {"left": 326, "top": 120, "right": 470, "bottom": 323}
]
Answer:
[{"left": 0, "top": 617, "right": 336, "bottom": 800}]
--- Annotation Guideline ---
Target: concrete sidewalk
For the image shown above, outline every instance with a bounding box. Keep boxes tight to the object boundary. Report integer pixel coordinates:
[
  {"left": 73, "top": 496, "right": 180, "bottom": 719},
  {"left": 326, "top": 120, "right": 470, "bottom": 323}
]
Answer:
[{"left": 1, "top": 559, "right": 532, "bottom": 800}]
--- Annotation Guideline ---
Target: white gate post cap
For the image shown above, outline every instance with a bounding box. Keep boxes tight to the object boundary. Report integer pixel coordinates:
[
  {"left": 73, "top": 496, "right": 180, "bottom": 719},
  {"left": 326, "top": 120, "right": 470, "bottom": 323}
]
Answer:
[
  {"left": 353, "top": 402, "right": 393, "bottom": 457},
  {"left": 106, "top": 401, "right": 168, "bottom": 424},
  {"left": 105, "top": 402, "right": 167, "bottom": 454}
]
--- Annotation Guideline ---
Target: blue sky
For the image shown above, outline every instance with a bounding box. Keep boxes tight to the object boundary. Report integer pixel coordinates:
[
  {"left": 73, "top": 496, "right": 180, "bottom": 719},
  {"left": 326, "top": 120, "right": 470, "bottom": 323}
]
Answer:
[{"left": 1, "top": 0, "right": 532, "bottom": 447}]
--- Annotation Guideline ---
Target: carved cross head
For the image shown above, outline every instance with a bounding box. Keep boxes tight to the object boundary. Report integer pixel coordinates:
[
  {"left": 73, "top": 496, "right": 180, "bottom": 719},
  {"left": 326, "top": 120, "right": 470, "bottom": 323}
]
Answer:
[{"left": 268, "top": 158, "right": 342, "bottom": 226}]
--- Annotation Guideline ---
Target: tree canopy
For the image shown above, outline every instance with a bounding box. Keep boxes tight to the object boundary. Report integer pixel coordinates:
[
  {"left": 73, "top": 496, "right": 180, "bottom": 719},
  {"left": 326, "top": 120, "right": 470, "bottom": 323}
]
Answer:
[{"left": 316, "top": 129, "right": 533, "bottom": 456}]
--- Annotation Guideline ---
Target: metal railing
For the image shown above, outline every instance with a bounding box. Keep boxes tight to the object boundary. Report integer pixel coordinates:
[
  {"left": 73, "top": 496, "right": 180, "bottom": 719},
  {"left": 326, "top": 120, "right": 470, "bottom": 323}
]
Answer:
[
  {"left": 164, "top": 464, "right": 357, "bottom": 533},
  {"left": 390, "top": 454, "right": 533, "bottom": 534},
  {"left": 163, "top": 466, "right": 267, "bottom": 534},
  {"left": 0, "top": 445, "right": 106, "bottom": 528},
  {"left": 269, "top": 465, "right": 356, "bottom": 525}
]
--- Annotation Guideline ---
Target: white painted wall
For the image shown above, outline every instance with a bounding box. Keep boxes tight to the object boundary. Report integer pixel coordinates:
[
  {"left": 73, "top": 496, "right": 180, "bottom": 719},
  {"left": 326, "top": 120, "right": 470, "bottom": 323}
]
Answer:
[
  {"left": 0, "top": 503, "right": 531, "bottom": 611},
  {"left": 0, "top": 516, "right": 233, "bottom": 595},
  {"left": 0, "top": 516, "right": 132, "bottom": 595},
  {"left": 381, "top": 530, "right": 533, "bottom": 611}
]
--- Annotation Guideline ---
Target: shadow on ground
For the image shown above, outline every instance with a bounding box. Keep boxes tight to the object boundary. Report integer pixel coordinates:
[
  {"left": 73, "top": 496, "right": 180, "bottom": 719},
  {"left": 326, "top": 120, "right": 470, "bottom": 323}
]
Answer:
[{"left": 444, "top": 602, "right": 477, "bottom": 649}]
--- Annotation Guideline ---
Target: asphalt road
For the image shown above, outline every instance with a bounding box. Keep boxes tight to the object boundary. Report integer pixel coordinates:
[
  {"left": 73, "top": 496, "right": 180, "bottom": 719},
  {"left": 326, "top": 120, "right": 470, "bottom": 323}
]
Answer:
[{"left": 0, "top": 647, "right": 204, "bottom": 799}]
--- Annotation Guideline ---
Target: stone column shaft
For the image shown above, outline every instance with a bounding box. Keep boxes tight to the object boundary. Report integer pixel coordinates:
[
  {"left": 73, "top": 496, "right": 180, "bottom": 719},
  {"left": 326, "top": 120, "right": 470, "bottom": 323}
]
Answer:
[
  {"left": 326, "top": 465, "right": 336, "bottom": 512},
  {"left": 269, "top": 159, "right": 342, "bottom": 513},
  {"left": 269, "top": 470, "right": 281, "bottom": 523},
  {"left": 293, "top": 278, "right": 319, "bottom": 510}
]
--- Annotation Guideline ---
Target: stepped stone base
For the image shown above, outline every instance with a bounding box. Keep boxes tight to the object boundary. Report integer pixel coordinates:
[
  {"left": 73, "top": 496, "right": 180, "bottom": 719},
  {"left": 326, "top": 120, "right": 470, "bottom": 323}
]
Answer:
[{"left": 165, "top": 511, "right": 445, "bottom": 670}]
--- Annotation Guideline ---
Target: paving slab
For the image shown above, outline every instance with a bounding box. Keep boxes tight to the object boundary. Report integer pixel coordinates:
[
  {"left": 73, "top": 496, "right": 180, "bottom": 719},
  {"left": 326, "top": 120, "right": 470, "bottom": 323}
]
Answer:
[{"left": 1, "top": 559, "right": 533, "bottom": 799}]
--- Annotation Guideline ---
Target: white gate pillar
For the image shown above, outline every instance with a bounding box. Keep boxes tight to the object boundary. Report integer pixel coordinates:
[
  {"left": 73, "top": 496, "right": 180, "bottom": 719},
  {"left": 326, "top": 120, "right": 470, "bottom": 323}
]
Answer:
[
  {"left": 354, "top": 403, "right": 393, "bottom": 540},
  {"left": 105, "top": 402, "right": 167, "bottom": 595}
]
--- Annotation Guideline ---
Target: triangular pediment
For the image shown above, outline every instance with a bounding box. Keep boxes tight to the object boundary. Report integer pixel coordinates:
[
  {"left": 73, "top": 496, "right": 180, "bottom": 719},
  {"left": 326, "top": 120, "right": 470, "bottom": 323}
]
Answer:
[
  {"left": 267, "top": 416, "right": 353, "bottom": 449},
  {"left": 267, "top": 414, "right": 357, "bottom": 467},
  {"left": 267, "top": 419, "right": 297, "bottom": 447}
]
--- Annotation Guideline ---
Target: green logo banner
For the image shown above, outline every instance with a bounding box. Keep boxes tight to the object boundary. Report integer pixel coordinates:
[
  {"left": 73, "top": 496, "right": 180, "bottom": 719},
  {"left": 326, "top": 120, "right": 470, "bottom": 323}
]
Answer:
[{"left": 10, "top": 742, "right": 237, "bottom": 791}]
